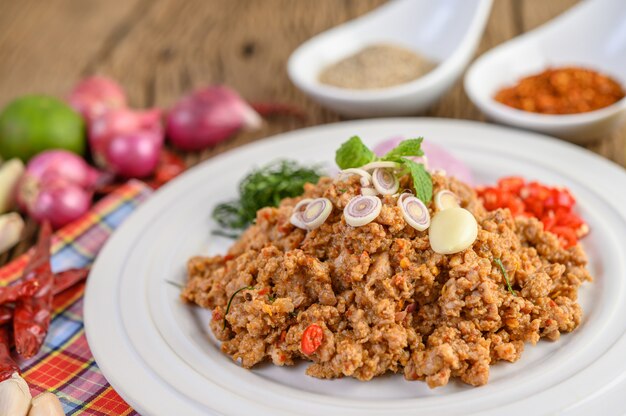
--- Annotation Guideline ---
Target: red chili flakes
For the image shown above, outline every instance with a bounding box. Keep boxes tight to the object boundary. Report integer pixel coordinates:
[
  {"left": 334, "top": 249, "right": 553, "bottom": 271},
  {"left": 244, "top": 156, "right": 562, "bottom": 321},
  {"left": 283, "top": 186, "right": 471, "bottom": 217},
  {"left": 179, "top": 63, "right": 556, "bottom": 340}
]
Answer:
[
  {"left": 476, "top": 176, "right": 588, "bottom": 248},
  {"left": 495, "top": 67, "right": 625, "bottom": 115}
]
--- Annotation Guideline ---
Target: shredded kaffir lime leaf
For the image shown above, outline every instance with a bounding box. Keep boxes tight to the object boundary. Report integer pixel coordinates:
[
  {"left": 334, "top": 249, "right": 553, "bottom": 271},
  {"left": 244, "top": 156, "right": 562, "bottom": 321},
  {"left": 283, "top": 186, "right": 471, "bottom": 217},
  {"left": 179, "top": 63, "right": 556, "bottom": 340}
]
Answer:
[
  {"left": 495, "top": 258, "right": 517, "bottom": 296},
  {"left": 212, "top": 160, "right": 322, "bottom": 234},
  {"left": 224, "top": 286, "right": 254, "bottom": 329}
]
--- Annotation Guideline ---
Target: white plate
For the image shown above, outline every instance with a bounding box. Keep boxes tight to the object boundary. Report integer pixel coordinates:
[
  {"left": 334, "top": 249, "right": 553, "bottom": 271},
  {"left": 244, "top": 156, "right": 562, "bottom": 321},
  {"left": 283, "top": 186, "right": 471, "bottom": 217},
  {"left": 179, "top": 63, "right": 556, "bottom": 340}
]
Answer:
[{"left": 84, "top": 118, "right": 626, "bottom": 416}]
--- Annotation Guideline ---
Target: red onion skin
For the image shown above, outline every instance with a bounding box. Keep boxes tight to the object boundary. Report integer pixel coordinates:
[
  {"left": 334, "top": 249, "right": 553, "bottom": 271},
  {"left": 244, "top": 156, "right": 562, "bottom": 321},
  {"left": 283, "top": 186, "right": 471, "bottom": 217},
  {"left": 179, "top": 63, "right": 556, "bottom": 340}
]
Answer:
[
  {"left": 373, "top": 137, "right": 474, "bottom": 184},
  {"left": 67, "top": 76, "right": 127, "bottom": 122},
  {"left": 89, "top": 108, "right": 163, "bottom": 167},
  {"left": 24, "top": 150, "right": 100, "bottom": 189},
  {"left": 105, "top": 131, "right": 161, "bottom": 178},
  {"left": 26, "top": 179, "right": 92, "bottom": 229},
  {"left": 166, "top": 86, "right": 262, "bottom": 151}
]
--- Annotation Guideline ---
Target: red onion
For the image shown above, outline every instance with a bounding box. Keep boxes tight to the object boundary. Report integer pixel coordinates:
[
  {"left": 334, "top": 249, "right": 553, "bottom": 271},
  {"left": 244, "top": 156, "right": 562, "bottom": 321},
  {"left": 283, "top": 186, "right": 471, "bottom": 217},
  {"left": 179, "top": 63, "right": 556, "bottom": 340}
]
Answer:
[
  {"left": 166, "top": 86, "right": 262, "bottom": 151},
  {"left": 344, "top": 195, "right": 381, "bottom": 227},
  {"left": 68, "top": 76, "right": 127, "bottom": 122},
  {"left": 23, "top": 150, "right": 100, "bottom": 189},
  {"left": 105, "top": 130, "right": 162, "bottom": 178},
  {"left": 21, "top": 178, "right": 91, "bottom": 229},
  {"left": 373, "top": 137, "right": 474, "bottom": 184},
  {"left": 398, "top": 193, "right": 430, "bottom": 231},
  {"left": 89, "top": 108, "right": 163, "bottom": 168},
  {"left": 372, "top": 168, "right": 399, "bottom": 195}
]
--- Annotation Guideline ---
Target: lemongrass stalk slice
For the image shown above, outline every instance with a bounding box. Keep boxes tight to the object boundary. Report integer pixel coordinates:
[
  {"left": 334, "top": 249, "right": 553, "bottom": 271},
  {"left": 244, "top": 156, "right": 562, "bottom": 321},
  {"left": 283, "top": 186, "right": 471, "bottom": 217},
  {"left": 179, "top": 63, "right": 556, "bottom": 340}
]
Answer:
[
  {"left": 0, "top": 372, "right": 32, "bottom": 416},
  {"left": 339, "top": 168, "right": 372, "bottom": 186},
  {"left": 429, "top": 207, "right": 478, "bottom": 254},
  {"left": 301, "top": 198, "right": 332, "bottom": 230},
  {"left": 360, "top": 161, "right": 402, "bottom": 171},
  {"left": 372, "top": 168, "right": 399, "bottom": 195},
  {"left": 398, "top": 194, "right": 430, "bottom": 231},
  {"left": 344, "top": 195, "right": 381, "bottom": 227},
  {"left": 28, "top": 392, "right": 64, "bottom": 416},
  {"left": 289, "top": 198, "right": 312, "bottom": 229},
  {"left": 0, "top": 159, "right": 25, "bottom": 214},
  {"left": 434, "top": 190, "right": 460, "bottom": 211},
  {"left": 361, "top": 187, "right": 378, "bottom": 196}
]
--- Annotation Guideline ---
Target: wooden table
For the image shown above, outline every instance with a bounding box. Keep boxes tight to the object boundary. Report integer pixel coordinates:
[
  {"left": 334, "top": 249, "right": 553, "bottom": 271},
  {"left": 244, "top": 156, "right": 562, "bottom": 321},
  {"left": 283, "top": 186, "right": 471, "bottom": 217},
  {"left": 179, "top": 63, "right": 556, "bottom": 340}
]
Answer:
[{"left": 0, "top": 0, "right": 624, "bottom": 265}]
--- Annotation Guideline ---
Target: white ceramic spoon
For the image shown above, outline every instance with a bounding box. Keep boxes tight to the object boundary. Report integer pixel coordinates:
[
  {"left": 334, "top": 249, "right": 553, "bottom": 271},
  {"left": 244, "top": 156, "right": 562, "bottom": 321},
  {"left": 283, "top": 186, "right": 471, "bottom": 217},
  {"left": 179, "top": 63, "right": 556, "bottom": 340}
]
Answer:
[
  {"left": 465, "top": 0, "right": 626, "bottom": 143},
  {"left": 287, "top": 0, "right": 493, "bottom": 117}
]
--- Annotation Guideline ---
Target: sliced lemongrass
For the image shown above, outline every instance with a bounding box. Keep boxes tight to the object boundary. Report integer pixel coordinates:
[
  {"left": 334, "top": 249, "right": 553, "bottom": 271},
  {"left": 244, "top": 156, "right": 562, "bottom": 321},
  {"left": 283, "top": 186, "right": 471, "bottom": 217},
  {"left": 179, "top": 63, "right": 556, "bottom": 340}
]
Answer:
[
  {"left": 289, "top": 198, "right": 312, "bottom": 229},
  {"left": 301, "top": 198, "right": 332, "bottom": 229},
  {"left": 360, "top": 161, "right": 402, "bottom": 171},
  {"left": 398, "top": 194, "right": 430, "bottom": 231},
  {"left": 339, "top": 168, "right": 372, "bottom": 186},
  {"left": 361, "top": 187, "right": 378, "bottom": 196},
  {"left": 344, "top": 195, "right": 381, "bottom": 227},
  {"left": 372, "top": 168, "right": 399, "bottom": 195},
  {"left": 434, "top": 190, "right": 460, "bottom": 211},
  {"left": 428, "top": 207, "right": 478, "bottom": 254}
]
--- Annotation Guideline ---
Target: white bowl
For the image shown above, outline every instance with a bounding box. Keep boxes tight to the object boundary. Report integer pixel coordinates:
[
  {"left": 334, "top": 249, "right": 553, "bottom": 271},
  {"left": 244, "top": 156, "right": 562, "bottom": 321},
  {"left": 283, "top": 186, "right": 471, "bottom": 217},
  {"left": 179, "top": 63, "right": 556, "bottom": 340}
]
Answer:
[
  {"left": 464, "top": 0, "right": 626, "bottom": 144},
  {"left": 287, "top": 0, "right": 493, "bottom": 118}
]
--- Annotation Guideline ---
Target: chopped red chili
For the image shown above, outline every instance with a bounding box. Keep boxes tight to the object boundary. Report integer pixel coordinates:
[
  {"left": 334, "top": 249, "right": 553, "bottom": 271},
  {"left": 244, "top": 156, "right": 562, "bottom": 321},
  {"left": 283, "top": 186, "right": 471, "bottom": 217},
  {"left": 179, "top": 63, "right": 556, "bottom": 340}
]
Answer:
[
  {"left": 301, "top": 324, "right": 324, "bottom": 355},
  {"left": 477, "top": 176, "right": 588, "bottom": 248},
  {"left": 0, "top": 326, "right": 19, "bottom": 382}
]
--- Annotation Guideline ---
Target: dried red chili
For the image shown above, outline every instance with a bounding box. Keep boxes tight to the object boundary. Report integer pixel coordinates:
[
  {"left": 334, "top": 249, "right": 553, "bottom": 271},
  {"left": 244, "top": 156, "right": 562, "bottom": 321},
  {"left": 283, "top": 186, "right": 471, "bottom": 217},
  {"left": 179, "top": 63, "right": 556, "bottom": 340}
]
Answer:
[
  {"left": 250, "top": 102, "right": 307, "bottom": 121},
  {"left": 495, "top": 67, "right": 625, "bottom": 115},
  {"left": 0, "top": 326, "right": 19, "bottom": 382},
  {"left": 0, "top": 280, "right": 39, "bottom": 305},
  {"left": 13, "top": 221, "right": 54, "bottom": 359},
  {"left": 301, "top": 324, "right": 324, "bottom": 355},
  {"left": 53, "top": 268, "right": 89, "bottom": 295},
  {"left": 477, "top": 176, "right": 588, "bottom": 248},
  {"left": 0, "top": 307, "right": 12, "bottom": 326}
]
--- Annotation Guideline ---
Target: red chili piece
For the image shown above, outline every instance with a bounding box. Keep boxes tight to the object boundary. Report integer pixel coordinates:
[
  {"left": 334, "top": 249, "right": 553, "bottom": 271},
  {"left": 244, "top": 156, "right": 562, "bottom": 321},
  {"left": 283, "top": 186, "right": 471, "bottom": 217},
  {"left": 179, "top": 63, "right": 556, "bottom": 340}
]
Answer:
[
  {"left": 0, "top": 280, "right": 39, "bottom": 304},
  {"left": 477, "top": 176, "right": 588, "bottom": 248},
  {"left": 53, "top": 268, "right": 90, "bottom": 295},
  {"left": 0, "top": 307, "right": 12, "bottom": 326},
  {"left": 301, "top": 324, "right": 324, "bottom": 355},
  {"left": 250, "top": 102, "right": 308, "bottom": 121},
  {"left": 147, "top": 150, "right": 186, "bottom": 189},
  {"left": 13, "top": 221, "right": 54, "bottom": 359},
  {"left": 0, "top": 326, "right": 19, "bottom": 382}
]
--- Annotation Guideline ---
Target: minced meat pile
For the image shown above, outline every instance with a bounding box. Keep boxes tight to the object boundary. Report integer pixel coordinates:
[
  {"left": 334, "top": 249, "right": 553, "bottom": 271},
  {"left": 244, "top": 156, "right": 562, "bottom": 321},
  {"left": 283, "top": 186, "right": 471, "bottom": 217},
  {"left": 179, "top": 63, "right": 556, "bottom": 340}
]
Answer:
[{"left": 181, "top": 173, "right": 592, "bottom": 388}]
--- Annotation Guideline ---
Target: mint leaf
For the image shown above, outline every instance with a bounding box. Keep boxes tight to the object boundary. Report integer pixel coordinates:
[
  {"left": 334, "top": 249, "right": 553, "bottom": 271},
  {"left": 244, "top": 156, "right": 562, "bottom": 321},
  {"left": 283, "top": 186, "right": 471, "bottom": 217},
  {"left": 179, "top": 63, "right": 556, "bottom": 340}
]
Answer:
[
  {"left": 401, "top": 158, "right": 432, "bottom": 203},
  {"left": 382, "top": 138, "right": 424, "bottom": 161},
  {"left": 335, "top": 136, "right": 376, "bottom": 169}
]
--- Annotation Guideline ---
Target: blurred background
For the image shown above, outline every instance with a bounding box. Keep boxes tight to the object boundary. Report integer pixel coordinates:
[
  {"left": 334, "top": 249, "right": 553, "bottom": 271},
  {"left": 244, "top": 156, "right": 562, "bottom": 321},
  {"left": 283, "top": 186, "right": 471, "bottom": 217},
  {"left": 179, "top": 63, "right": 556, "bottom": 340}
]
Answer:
[{"left": 0, "top": 0, "right": 623, "bottom": 166}]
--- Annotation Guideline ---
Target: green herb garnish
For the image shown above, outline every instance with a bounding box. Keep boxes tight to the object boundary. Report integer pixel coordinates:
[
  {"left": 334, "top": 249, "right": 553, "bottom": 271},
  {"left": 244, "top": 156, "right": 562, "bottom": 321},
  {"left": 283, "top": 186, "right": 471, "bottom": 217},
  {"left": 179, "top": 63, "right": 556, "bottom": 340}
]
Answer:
[
  {"left": 267, "top": 294, "right": 276, "bottom": 303},
  {"left": 335, "top": 136, "right": 376, "bottom": 169},
  {"left": 495, "top": 258, "right": 517, "bottom": 296},
  {"left": 335, "top": 136, "right": 432, "bottom": 203},
  {"left": 212, "top": 160, "right": 322, "bottom": 234},
  {"left": 223, "top": 286, "right": 254, "bottom": 329}
]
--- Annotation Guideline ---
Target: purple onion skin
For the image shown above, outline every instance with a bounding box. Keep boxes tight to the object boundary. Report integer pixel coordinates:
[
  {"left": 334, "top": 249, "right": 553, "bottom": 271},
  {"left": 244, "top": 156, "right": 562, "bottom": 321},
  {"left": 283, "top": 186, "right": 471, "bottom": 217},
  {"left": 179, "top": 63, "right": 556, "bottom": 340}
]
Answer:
[
  {"left": 29, "top": 179, "right": 92, "bottom": 229},
  {"left": 105, "top": 130, "right": 162, "bottom": 178},
  {"left": 68, "top": 76, "right": 127, "bottom": 122},
  {"left": 373, "top": 137, "right": 474, "bottom": 184},
  {"left": 25, "top": 150, "right": 100, "bottom": 189},
  {"left": 166, "top": 85, "right": 261, "bottom": 151}
]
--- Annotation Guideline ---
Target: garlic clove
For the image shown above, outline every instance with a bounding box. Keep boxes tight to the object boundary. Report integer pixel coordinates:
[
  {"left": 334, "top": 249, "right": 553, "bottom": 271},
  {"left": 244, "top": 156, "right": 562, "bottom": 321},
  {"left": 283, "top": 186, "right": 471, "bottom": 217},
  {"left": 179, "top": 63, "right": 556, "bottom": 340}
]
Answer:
[
  {"left": 28, "top": 392, "right": 65, "bottom": 416},
  {"left": 0, "top": 372, "right": 32, "bottom": 416},
  {"left": 0, "top": 159, "right": 25, "bottom": 214},
  {"left": 0, "top": 212, "right": 25, "bottom": 254},
  {"left": 429, "top": 207, "right": 478, "bottom": 254}
]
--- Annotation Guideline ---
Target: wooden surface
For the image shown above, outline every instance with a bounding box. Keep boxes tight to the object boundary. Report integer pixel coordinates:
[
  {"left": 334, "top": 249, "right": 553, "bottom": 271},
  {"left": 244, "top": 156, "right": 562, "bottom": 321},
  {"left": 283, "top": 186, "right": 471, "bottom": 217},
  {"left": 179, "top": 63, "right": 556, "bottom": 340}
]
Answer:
[{"left": 0, "top": 0, "right": 624, "bottom": 265}]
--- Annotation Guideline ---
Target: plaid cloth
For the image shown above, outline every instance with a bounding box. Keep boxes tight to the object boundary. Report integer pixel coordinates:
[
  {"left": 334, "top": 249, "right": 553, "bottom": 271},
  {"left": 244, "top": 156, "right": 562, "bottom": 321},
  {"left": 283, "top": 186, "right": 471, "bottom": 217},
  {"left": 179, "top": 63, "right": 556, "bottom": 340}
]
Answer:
[{"left": 0, "top": 180, "right": 152, "bottom": 415}]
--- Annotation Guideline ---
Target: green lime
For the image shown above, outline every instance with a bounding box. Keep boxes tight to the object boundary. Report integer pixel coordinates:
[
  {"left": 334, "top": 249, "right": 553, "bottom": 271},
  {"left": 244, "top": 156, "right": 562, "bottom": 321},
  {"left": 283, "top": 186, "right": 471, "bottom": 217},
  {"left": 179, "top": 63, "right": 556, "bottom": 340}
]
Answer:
[{"left": 0, "top": 95, "right": 85, "bottom": 162}]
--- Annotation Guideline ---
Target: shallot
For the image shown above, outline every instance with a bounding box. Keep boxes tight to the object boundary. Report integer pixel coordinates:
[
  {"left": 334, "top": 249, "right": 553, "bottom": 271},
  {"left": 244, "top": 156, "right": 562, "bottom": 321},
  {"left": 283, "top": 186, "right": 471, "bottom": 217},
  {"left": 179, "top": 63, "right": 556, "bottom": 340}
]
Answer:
[
  {"left": 105, "top": 130, "right": 162, "bottom": 178},
  {"left": 398, "top": 193, "right": 430, "bottom": 231},
  {"left": 89, "top": 108, "right": 163, "bottom": 170},
  {"left": 166, "top": 86, "right": 262, "bottom": 151},
  {"left": 344, "top": 195, "right": 381, "bottom": 227},
  {"left": 68, "top": 76, "right": 127, "bottom": 121},
  {"left": 21, "top": 150, "right": 99, "bottom": 190}
]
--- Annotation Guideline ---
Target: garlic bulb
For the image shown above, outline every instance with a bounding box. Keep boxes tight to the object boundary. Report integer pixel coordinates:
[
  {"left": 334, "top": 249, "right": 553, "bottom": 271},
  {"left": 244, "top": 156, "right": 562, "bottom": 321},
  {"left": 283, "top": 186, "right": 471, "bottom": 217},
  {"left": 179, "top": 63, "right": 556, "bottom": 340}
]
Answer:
[
  {"left": 0, "top": 372, "right": 32, "bottom": 416},
  {"left": 28, "top": 392, "right": 65, "bottom": 416},
  {"left": 429, "top": 207, "right": 478, "bottom": 254}
]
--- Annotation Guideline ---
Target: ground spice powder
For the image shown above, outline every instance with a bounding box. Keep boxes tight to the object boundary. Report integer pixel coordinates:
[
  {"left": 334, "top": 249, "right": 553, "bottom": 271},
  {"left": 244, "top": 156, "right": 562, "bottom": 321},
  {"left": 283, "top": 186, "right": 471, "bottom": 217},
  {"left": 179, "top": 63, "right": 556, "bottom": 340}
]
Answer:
[
  {"left": 494, "top": 66, "right": 625, "bottom": 114},
  {"left": 319, "top": 44, "right": 436, "bottom": 90}
]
